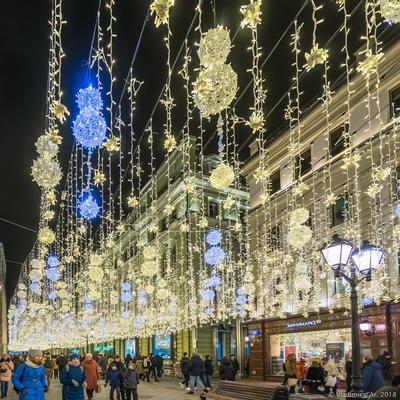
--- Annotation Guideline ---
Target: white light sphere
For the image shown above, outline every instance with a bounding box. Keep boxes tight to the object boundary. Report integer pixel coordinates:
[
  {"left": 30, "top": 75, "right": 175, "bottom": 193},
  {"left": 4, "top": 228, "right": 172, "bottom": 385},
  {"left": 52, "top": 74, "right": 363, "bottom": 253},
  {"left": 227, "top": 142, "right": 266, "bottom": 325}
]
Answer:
[
  {"left": 141, "top": 261, "right": 159, "bottom": 277},
  {"left": 35, "top": 134, "right": 59, "bottom": 159},
  {"left": 31, "top": 157, "right": 62, "bottom": 189},
  {"left": 210, "top": 163, "right": 235, "bottom": 190},
  {"left": 380, "top": 0, "right": 400, "bottom": 24},
  {"left": 199, "top": 27, "right": 231, "bottom": 68}
]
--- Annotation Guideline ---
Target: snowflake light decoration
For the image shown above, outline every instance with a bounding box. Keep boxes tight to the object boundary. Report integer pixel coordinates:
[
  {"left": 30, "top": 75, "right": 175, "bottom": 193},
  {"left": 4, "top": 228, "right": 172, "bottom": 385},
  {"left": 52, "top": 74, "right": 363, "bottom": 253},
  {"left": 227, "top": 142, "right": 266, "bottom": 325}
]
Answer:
[
  {"left": 380, "top": 0, "right": 400, "bottom": 24},
  {"left": 223, "top": 196, "right": 235, "bottom": 209},
  {"left": 43, "top": 210, "right": 55, "bottom": 221},
  {"left": 127, "top": 195, "right": 138, "bottom": 208},
  {"left": 205, "top": 246, "right": 226, "bottom": 266},
  {"left": 164, "top": 134, "right": 176, "bottom": 152},
  {"left": 150, "top": 0, "right": 174, "bottom": 27},
  {"left": 304, "top": 44, "right": 328, "bottom": 71},
  {"left": 46, "top": 190, "right": 57, "bottom": 205},
  {"left": 78, "top": 194, "right": 99, "bottom": 220},
  {"left": 46, "top": 267, "right": 61, "bottom": 282},
  {"left": 324, "top": 192, "right": 338, "bottom": 207},
  {"left": 73, "top": 109, "right": 107, "bottom": 149},
  {"left": 32, "top": 157, "right": 62, "bottom": 189},
  {"left": 94, "top": 171, "right": 106, "bottom": 186},
  {"left": 247, "top": 111, "right": 264, "bottom": 133},
  {"left": 240, "top": 0, "right": 262, "bottom": 29},
  {"left": 201, "top": 289, "right": 215, "bottom": 302},
  {"left": 206, "top": 230, "right": 222, "bottom": 246},
  {"left": 199, "top": 27, "right": 231, "bottom": 68},
  {"left": 357, "top": 51, "right": 384, "bottom": 77},
  {"left": 164, "top": 203, "right": 175, "bottom": 216},
  {"left": 29, "top": 282, "right": 40, "bottom": 294},
  {"left": 47, "top": 255, "right": 60, "bottom": 268},
  {"left": 210, "top": 163, "right": 235, "bottom": 190},
  {"left": 38, "top": 227, "right": 56, "bottom": 245},
  {"left": 366, "top": 183, "right": 383, "bottom": 198},
  {"left": 51, "top": 101, "right": 70, "bottom": 123},
  {"left": 103, "top": 136, "right": 120, "bottom": 152}
]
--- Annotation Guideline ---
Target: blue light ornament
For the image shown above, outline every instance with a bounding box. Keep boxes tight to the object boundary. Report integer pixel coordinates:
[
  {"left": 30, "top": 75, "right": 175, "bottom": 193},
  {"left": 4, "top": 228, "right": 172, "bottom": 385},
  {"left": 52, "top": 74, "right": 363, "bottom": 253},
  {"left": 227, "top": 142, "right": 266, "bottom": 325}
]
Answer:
[
  {"left": 73, "top": 108, "right": 107, "bottom": 149},
  {"left": 121, "top": 291, "right": 132, "bottom": 303},
  {"left": 76, "top": 86, "right": 103, "bottom": 112},
  {"left": 201, "top": 288, "right": 215, "bottom": 302},
  {"left": 207, "top": 272, "right": 221, "bottom": 288},
  {"left": 78, "top": 194, "right": 99, "bottom": 219},
  {"left": 122, "top": 282, "right": 132, "bottom": 291},
  {"left": 29, "top": 282, "right": 40, "bottom": 293},
  {"left": 46, "top": 268, "right": 61, "bottom": 282},
  {"left": 48, "top": 291, "right": 57, "bottom": 301},
  {"left": 205, "top": 246, "right": 226, "bottom": 265},
  {"left": 206, "top": 230, "right": 222, "bottom": 246},
  {"left": 47, "top": 255, "right": 60, "bottom": 267}
]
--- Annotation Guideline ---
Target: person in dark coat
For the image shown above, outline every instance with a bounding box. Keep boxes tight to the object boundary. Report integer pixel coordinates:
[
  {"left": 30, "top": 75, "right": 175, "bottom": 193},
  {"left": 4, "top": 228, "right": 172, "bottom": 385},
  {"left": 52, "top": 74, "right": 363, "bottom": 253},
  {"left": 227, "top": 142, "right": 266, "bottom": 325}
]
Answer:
[
  {"left": 187, "top": 353, "right": 206, "bottom": 394},
  {"left": 203, "top": 355, "right": 214, "bottom": 389},
  {"left": 108, "top": 356, "right": 126, "bottom": 399},
  {"left": 124, "top": 355, "right": 133, "bottom": 368},
  {"left": 345, "top": 355, "right": 353, "bottom": 393},
  {"left": 219, "top": 357, "right": 235, "bottom": 382},
  {"left": 305, "top": 359, "right": 325, "bottom": 394},
  {"left": 179, "top": 353, "right": 190, "bottom": 389},
  {"left": 362, "top": 358, "right": 384, "bottom": 394},
  {"left": 12, "top": 349, "right": 48, "bottom": 400},
  {"left": 154, "top": 355, "right": 163, "bottom": 378},
  {"left": 106, "top": 364, "right": 123, "bottom": 400},
  {"left": 230, "top": 355, "right": 240, "bottom": 381},
  {"left": 372, "top": 375, "right": 400, "bottom": 399},
  {"left": 124, "top": 363, "right": 139, "bottom": 400},
  {"left": 98, "top": 353, "right": 108, "bottom": 379},
  {"left": 57, "top": 353, "right": 68, "bottom": 371},
  {"left": 60, "top": 353, "right": 87, "bottom": 400},
  {"left": 376, "top": 352, "right": 393, "bottom": 385},
  {"left": 148, "top": 354, "right": 158, "bottom": 382}
]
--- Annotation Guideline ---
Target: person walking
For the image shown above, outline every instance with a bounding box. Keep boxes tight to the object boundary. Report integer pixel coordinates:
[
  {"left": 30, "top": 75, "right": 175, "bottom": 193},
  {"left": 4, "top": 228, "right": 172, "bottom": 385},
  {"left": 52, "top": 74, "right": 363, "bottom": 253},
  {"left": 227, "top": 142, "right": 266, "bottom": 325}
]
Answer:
[
  {"left": 60, "top": 353, "right": 87, "bottom": 400},
  {"left": 203, "top": 355, "right": 213, "bottom": 390},
  {"left": 0, "top": 355, "right": 14, "bottom": 398},
  {"left": 142, "top": 357, "right": 150, "bottom": 383},
  {"left": 124, "top": 363, "right": 139, "bottom": 400},
  {"left": 57, "top": 353, "right": 68, "bottom": 372},
  {"left": 43, "top": 353, "right": 55, "bottom": 388},
  {"left": 284, "top": 354, "right": 297, "bottom": 385},
  {"left": 53, "top": 356, "right": 60, "bottom": 379},
  {"left": 362, "top": 357, "right": 384, "bottom": 394},
  {"left": 98, "top": 353, "right": 108, "bottom": 379},
  {"left": 187, "top": 353, "right": 207, "bottom": 395},
  {"left": 108, "top": 356, "right": 125, "bottom": 400},
  {"left": 376, "top": 352, "right": 393, "bottom": 385},
  {"left": 82, "top": 353, "right": 100, "bottom": 400},
  {"left": 219, "top": 357, "right": 235, "bottom": 382},
  {"left": 124, "top": 355, "right": 132, "bottom": 369},
  {"left": 230, "top": 355, "right": 240, "bottom": 381},
  {"left": 148, "top": 354, "right": 158, "bottom": 382},
  {"left": 345, "top": 354, "right": 352, "bottom": 393},
  {"left": 179, "top": 353, "right": 190, "bottom": 389},
  {"left": 106, "top": 364, "right": 123, "bottom": 400},
  {"left": 12, "top": 349, "right": 48, "bottom": 400}
]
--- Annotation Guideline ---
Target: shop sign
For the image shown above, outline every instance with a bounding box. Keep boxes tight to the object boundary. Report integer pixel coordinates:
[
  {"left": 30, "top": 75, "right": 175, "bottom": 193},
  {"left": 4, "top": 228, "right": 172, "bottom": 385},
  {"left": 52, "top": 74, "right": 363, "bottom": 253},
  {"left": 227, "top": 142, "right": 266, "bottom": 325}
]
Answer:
[
  {"left": 249, "top": 328, "right": 260, "bottom": 337},
  {"left": 287, "top": 319, "right": 321, "bottom": 329}
]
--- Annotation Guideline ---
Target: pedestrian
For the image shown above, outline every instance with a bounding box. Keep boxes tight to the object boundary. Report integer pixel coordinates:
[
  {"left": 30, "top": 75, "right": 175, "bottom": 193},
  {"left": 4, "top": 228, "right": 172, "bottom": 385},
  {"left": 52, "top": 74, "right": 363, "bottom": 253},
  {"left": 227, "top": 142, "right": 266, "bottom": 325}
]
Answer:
[
  {"left": 219, "top": 357, "right": 235, "bottom": 382},
  {"left": 244, "top": 357, "right": 250, "bottom": 377},
  {"left": 376, "top": 352, "right": 393, "bottom": 385},
  {"left": 142, "top": 357, "right": 151, "bottom": 383},
  {"left": 57, "top": 353, "right": 68, "bottom": 371},
  {"left": 345, "top": 354, "right": 352, "bottom": 393},
  {"left": 179, "top": 352, "right": 190, "bottom": 389},
  {"left": 305, "top": 359, "right": 325, "bottom": 394},
  {"left": 98, "top": 353, "right": 108, "bottom": 379},
  {"left": 324, "top": 358, "right": 339, "bottom": 395},
  {"left": 203, "top": 355, "right": 213, "bottom": 390},
  {"left": 154, "top": 355, "right": 163, "bottom": 378},
  {"left": 187, "top": 352, "right": 207, "bottom": 395},
  {"left": 230, "top": 355, "right": 240, "bottom": 381},
  {"left": 124, "top": 363, "right": 139, "bottom": 400},
  {"left": 12, "top": 349, "right": 48, "bottom": 400},
  {"left": 0, "top": 354, "right": 14, "bottom": 398},
  {"left": 284, "top": 354, "right": 297, "bottom": 385},
  {"left": 53, "top": 356, "right": 60, "bottom": 379},
  {"left": 106, "top": 364, "right": 123, "bottom": 400},
  {"left": 124, "top": 355, "right": 132, "bottom": 369},
  {"left": 82, "top": 353, "right": 100, "bottom": 400},
  {"left": 362, "top": 357, "right": 384, "bottom": 394},
  {"left": 372, "top": 375, "right": 400, "bottom": 399},
  {"left": 60, "top": 353, "right": 87, "bottom": 400},
  {"left": 148, "top": 354, "right": 158, "bottom": 382},
  {"left": 43, "top": 353, "right": 55, "bottom": 388}
]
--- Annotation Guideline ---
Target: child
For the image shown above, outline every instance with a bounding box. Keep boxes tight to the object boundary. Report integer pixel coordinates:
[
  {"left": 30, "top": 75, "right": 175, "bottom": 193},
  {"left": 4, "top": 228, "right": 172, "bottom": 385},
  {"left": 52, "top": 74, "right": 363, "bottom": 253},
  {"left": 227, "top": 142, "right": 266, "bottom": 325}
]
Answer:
[
  {"left": 106, "top": 364, "right": 123, "bottom": 400},
  {"left": 124, "top": 362, "right": 139, "bottom": 400},
  {"left": 60, "top": 353, "right": 87, "bottom": 400}
]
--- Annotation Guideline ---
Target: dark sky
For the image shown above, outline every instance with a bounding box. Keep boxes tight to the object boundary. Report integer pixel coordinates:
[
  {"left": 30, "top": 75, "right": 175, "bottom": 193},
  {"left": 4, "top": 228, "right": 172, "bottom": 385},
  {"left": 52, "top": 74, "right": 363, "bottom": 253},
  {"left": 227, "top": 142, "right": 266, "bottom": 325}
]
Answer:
[{"left": 0, "top": 0, "right": 374, "bottom": 301}]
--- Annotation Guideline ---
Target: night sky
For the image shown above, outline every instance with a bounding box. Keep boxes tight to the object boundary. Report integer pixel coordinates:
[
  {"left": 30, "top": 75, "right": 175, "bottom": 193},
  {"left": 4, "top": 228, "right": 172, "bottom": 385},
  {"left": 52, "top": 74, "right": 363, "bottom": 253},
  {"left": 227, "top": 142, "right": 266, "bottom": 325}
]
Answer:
[{"left": 0, "top": 0, "right": 372, "bottom": 301}]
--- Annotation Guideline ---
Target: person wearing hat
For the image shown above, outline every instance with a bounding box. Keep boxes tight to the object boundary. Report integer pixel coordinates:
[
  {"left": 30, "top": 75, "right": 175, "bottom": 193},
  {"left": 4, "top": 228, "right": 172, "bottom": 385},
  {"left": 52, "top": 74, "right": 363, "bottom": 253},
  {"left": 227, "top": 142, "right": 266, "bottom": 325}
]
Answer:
[
  {"left": 0, "top": 354, "right": 14, "bottom": 398},
  {"left": 60, "top": 353, "right": 87, "bottom": 400},
  {"left": 82, "top": 353, "right": 100, "bottom": 400},
  {"left": 12, "top": 349, "right": 48, "bottom": 400},
  {"left": 377, "top": 351, "right": 393, "bottom": 385}
]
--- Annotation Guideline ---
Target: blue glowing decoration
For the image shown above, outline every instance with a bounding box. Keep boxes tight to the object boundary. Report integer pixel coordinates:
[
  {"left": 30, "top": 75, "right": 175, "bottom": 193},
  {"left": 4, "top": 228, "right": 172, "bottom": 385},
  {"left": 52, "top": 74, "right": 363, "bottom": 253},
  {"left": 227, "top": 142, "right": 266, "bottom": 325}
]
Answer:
[
  {"left": 29, "top": 282, "right": 40, "bottom": 293},
  {"left": 395, "top": 204, "right": 400, "bottom": 217},
  {"left": 78, "top": 194, "right": 99, "bottom": 219},
  {"left": 138, "top": 289, "right": 148, "bottom": 306},
  {"left": 204, "top": 307, "right": 214, "bottom": 316},
  {"left": 48, "top": 291, "right": 57, "bottom": 301},
  {"left": 206, "top": 230, "right": 222, "bottom": 246},
  {"left": 207, "top": 273, "right": 221, "bottom": 288},
  {"left": 134, "top": 316, "right": 145, "bottom": 329},
  {"left": 121, "top": 291, "right": 132, "bottom": 303},
  {"left": 47, "top": 255, "right": 60, "bottom": 267},
  {"left": 122, "top": 282, "right": 132, "bottom": 292},
  {"left": 122, "top": 311, "right": 129, "bottom": 318},
  {"left": 73, "top": 109, "right": 107, "bottom": 149},
  {"left": 201, "top": 288, "right": 215, "bottom": 302},
  {"left": 238, "top": 308, "right": 246, "bottom": 318},
  {"left": 46, "top": 268, "right": 60, "bottom": 282},
  {"left": 77, "top": 85, "right": 103, "bottom": 112},
  {"left": 363, "top": 298, "right": 374, "bottom": 306},
  {"left": 84, "top": 299, "right": 93, "bottom": 311},
  {"left": 205, "top": 246, "right": 226, "bottom": 265},
  {"left": 19, "top": 299, "right": 27, "bottom": 308},
  {"left": 236, "top": 295, "right": 247, "bottom": 306}
]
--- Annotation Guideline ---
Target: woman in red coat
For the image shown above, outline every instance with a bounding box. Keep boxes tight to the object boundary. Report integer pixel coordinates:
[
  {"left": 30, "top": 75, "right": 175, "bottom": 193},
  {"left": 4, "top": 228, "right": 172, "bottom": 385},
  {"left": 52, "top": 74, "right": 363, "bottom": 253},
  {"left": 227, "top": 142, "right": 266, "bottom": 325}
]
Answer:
[{"left": 81, "top": 353, "right": 100, "bottom": 400}]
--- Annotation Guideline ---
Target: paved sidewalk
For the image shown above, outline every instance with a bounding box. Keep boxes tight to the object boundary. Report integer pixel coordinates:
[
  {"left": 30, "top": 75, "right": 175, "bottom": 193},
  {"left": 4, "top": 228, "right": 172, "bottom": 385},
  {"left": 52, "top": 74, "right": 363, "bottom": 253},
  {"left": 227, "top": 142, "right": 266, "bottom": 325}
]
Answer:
[{"left": 8, "top": 378, "right": 207, "bottom": 399}]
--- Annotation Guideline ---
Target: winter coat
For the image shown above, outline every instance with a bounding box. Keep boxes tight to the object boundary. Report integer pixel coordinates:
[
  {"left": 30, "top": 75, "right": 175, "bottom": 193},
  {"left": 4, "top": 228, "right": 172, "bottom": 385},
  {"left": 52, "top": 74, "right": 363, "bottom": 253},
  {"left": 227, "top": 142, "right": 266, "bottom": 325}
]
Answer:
[
  {"left": 106, "top": 369, "right": 123, "bottom": 388},
  {"left": 188, "top": 355, "right": 203, "bottom": 377},
  {"left": 362, "top": 361, "right": 384, "bottom": 394},
  {"left": 0, "top": 360, "right": 14, "bottom": 382},
  {"left": 60, "top": 364, "right": 87, "bottom": 400},
  {"left": 98, "top": 356, "right": 108, "bottom": 373},
  {"left": 204, "top": 359, "right": 214, "bottom": 376},
  {"left": 285, "top": 357, "right": 297, "bottom": 376},
  {"left": 376, "top": 356, "right": 392, "bottom": 381},
  {"left": 324, "top": 360, "right": 339, "bottom": 377},
  {"left": 125, "top": 355, "right": 133, "bottom": 367},
  {"left": 295, "top": 361, "right": 307, "bottom": 379},
  {"left": 219, "top": 359, "right": 235, "bottom": 381},
  {"left": 306, "top": 366, "right": 325, "bottom": 383},
  {"left": 12, "top": 361, "right": 47, "bottom": 400},
  {"left": 57, "top": 356, "right": 68, "bottom": 370},
  {"left": 180, "top": 357, "right": 190, "bottom": 375},
  {"left": 124, "top": 369, "right": 139, "bottom": 389},
  {"left": 44, "top": 357, "right": 55, "bottom": 370},
  {"left": 231, "top": 358, "right": 240, "bottom": 374},
  {"left": 81, "top": 359, "right": 99, "bottom": 390},
  {"left": 108, "top": 360, "right": 125, "bottom": 373}
]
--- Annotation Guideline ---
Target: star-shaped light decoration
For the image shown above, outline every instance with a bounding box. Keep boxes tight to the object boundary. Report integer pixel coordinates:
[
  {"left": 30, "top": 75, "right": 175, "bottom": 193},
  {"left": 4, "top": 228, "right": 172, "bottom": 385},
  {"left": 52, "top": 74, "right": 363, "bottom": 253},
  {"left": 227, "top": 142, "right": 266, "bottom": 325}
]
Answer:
[
  {"left": 43, "top": 210, "right": 55, "bottom": 221},
  {"left": 164, "top": 203, "right": 175, "bottom": 216},
  {"left": 150, "top": 0, "right": 174, "bottom": 27},
  {"left": 38, "top": 227, "right": 56, "bottom": 245},
  {"left": 372, "top": 167, "right": 391, "bottom": 181},
  {"left": 164, "top": 134, "right": 177, "bottom": 153},
  {"left": 127, "top": 195, "right": 139, "bottom": 208},
  {"left": 103, "top": 136, "right": 120, "bottom": 152},
  {"left": 48, "top": 128, "right": 62, "bottom": 145},
  {"left": 366, "top": 183, "right": 383, "bottom": 198},
  {"left": 78, "top": 225, "right": 87, "bottom": 235},
  {"left": 232, "top": 222, "right": 242, "bottom": 232},
  {"left": 292, "top": 182, "right": 309, "bottom": 197},
  {"left": 117, "top": 224, "right": 126, "bottom": 235},
  {"left": 240, "top": 0, "right": 262, "bottom": 29},
  {"left": 94, "top": 171, "right": 106, "bottom": 187},
  {"left": 185, "top": 181, "right": 195, "bottom": 193},
  {"left": 304, "top": 44, "right": 328, "bottom": 71},
  {"left": 223, "top": 196, "right": 235, "bottom": 209},
  {"left": 247, "top": 111, "right": 264, "bottom": 133},
  {"left": 254, "top": 166, "right": 269, "bottom": 183},
  {"left": 198, "top": 216, "right": 208, "bottom": 229},
  {"left": 357, "top": 51, "right": 384, "bottom": 77},
  {"left": 324, "top": 192, "right": 338, "bottom": 207},
  {"left": 180, "top": 223, "right": 190, "bottom": 233},
  {"left": 51, "top": 101, "right": 70, "bottom": 123},
  {"left": 148, "top": 222, "right": 159, "bottom": 234},
  {"left": 341, "top": 153, "right": 361, "bottom": 170},
  {"left": 46, "top": 190, "right": 57, "bottom": 205}
]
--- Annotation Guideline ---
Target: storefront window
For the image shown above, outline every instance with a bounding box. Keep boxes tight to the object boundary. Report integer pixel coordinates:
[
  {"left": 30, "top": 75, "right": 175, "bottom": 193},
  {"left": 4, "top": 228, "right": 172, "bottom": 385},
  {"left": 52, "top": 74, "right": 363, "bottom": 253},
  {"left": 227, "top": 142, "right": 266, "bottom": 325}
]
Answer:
[
  {"left": 153, "top": 334, "right": 171, "bottom": 359},
  {"left": 125, "top": 339, "right": 136, "bottom": 358},
  {"left": 93, "top": 342, "right": 114, "bottom": 357}
]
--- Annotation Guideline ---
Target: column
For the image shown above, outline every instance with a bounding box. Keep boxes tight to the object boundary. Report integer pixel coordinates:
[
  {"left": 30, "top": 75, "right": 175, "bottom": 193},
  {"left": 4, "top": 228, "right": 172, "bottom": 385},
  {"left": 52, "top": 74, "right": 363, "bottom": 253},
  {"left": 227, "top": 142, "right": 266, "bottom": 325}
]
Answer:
[{"left": 236, "top": 318, "right": 243, "bottom": 376}]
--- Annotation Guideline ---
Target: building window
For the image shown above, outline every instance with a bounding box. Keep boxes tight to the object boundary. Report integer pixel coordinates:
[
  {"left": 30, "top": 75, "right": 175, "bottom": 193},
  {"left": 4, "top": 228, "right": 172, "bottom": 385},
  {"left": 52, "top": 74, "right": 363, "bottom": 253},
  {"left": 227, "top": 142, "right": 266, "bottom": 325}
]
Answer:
[
  {"left": 330, "top": 126, "right": 346, "bottom": 157},
  {"left": 331, "top": 195, "right": 349, "bottom": 227},
  {"left": 390, "top": 86, "right": 400, "bottom": 119},
  {"left": 295, "top": 148, "right": 312, "bottom": 179},
  {"left": 209, "top": 201, "right": 219, "bottom": 218},
  {"left": 153, "top": 334, "right": 172, "bottom": 359},
  {"left": 270, "top": 170, "right": 281, "bottom": 195}
]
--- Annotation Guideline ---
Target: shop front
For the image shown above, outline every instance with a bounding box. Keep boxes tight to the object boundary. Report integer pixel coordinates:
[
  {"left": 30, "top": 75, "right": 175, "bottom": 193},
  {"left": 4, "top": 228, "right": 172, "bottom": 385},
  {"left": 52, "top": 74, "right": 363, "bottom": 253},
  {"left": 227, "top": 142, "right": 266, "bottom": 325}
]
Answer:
[{"left": 247, "top": 303, "right": 400, "bottom": 380}]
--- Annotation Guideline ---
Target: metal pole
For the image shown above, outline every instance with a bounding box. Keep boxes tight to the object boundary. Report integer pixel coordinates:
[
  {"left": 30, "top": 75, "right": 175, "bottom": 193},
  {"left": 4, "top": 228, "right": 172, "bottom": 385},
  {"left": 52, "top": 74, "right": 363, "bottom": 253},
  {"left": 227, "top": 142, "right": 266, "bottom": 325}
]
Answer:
[
  {"left": 349, "top": 267, "right": 363, "bottom": 395},
  {"left": 236, "top": 318, "right": 243, "bottom": 376}
]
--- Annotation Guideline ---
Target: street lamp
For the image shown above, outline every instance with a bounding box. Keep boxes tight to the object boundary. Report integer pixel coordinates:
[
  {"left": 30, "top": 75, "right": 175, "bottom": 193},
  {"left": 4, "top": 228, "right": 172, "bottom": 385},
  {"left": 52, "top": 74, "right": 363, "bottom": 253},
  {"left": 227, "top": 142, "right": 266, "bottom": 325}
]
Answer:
[{"left": 320, "top": 235, "right": 384, "bottom": 396}]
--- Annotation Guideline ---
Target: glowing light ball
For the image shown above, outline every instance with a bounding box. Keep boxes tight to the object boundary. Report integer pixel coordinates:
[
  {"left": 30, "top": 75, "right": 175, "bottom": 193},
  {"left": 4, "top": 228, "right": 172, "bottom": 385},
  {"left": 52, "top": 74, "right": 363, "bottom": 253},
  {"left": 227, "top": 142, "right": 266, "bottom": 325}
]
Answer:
[
  {"left": 35, "top": 134, "right": 59, "bottom": 159},
  {"left": 204, "top": 307, "right": 214, "bottom": 316},
  {"left": 206, "top": 230, "right": 222, "bottom": 246},
  {"left": 38, "top": 227, "right": 56, "bottom": 245},
  {"left": 143, "top": 245, "right": 157, "bottom": 260},
  {"left": 72, "top": 108, "right": 107, "bottom": 149},
  {"left": 31, "top": 259, "right": 45, "bottom": 269},
  {"left": 31, "top": 156, "right": 62, "bottom": 189},
  {"left": 145, "top": 285, "right": 155, "bottom": 295},
  {"left": 138, "top": 290, "right": 148, "bottom": 305},
  {"left": 46, "top": 268, "right": 61, "bottom": 282},
  {"left": 47, "top": 255, "right": 60, "bottom": 267},
  {"left": 201, "top": 288, "right": 215, "bottom": 302},
  {"left": 207, "top": 274, "right": 221, "bottom": 288},
  {"left": 209, "top": 163, "right": 235, "bottom": 190},
  {"left": 121, "top": 291, "right": 132, "bottom": 303},
  {"left": 78, "top": 195, "right": 99, "bottom": 219},
  {"left": 122, "top": 311, "right": 129, "bottom": 318},
  {"left": 141, "top": 261, "right": 158, "bottom": 277},
  {"left": 48, "top": 292, "right": 57, "bottom": 301},
  {"left": 88, "top": 266, "right": 104, "bottom": 282},
  {"left": 199, "top": 27, "right": 231, "bottom": 68},
  {"left": 205, "top": 246, "right": 226, "bottom": 266},
  {"left": 76, "top": 85, "right": 103, "bottom": 112},
  {"left": 122, "top": 282, "right": 132, "bottom": 291},
  {"left": 84, "top": 300, "right": 93, "bottom": 311},
  {"left": 236, "top": 295, "right": 247, "bottom": 306},
  {"left": 29, "top": 269, "right": 42, "bottom": 282},
  {"left": 380, "top": 0, "right": 400, "bottom": 24},
  {"left": 29, "top": 282, "right": 40, "bottom": 293}
]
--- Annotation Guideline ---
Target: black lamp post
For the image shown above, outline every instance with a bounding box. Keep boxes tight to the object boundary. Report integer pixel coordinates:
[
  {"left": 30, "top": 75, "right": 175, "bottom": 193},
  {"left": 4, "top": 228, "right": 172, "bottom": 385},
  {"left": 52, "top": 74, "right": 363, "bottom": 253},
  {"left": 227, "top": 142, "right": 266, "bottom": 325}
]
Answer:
[{"left": 321, "top": 235, "right": 384, "bottom": 396}]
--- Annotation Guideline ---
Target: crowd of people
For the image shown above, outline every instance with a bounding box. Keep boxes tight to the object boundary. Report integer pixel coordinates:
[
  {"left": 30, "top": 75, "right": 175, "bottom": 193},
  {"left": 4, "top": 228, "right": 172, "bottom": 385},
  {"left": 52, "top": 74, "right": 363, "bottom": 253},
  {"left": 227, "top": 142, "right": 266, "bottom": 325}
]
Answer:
[{"left": 282, "top": 351, "right": 400, "bottom": 397}]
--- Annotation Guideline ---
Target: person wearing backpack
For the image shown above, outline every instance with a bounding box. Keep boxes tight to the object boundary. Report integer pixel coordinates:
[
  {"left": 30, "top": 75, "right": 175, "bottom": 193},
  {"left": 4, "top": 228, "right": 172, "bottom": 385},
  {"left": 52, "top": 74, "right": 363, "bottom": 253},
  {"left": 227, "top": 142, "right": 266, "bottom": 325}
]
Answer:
[
  {"left": 0, "top": 354, "right": 14, "bottom": 398},
  {"left": 12, "top": 349, "right": 48, "bottom": 400},
  {"left": 60, "top": 353, "right": 87, "bottom": 400}
]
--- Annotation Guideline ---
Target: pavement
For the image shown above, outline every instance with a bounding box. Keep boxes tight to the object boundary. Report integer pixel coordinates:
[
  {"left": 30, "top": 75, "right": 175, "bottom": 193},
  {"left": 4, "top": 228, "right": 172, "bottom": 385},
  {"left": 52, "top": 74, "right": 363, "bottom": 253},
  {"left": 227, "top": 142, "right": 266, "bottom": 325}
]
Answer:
[{"left": 7, "top": 377, "right": 208, "bottom": 399}]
